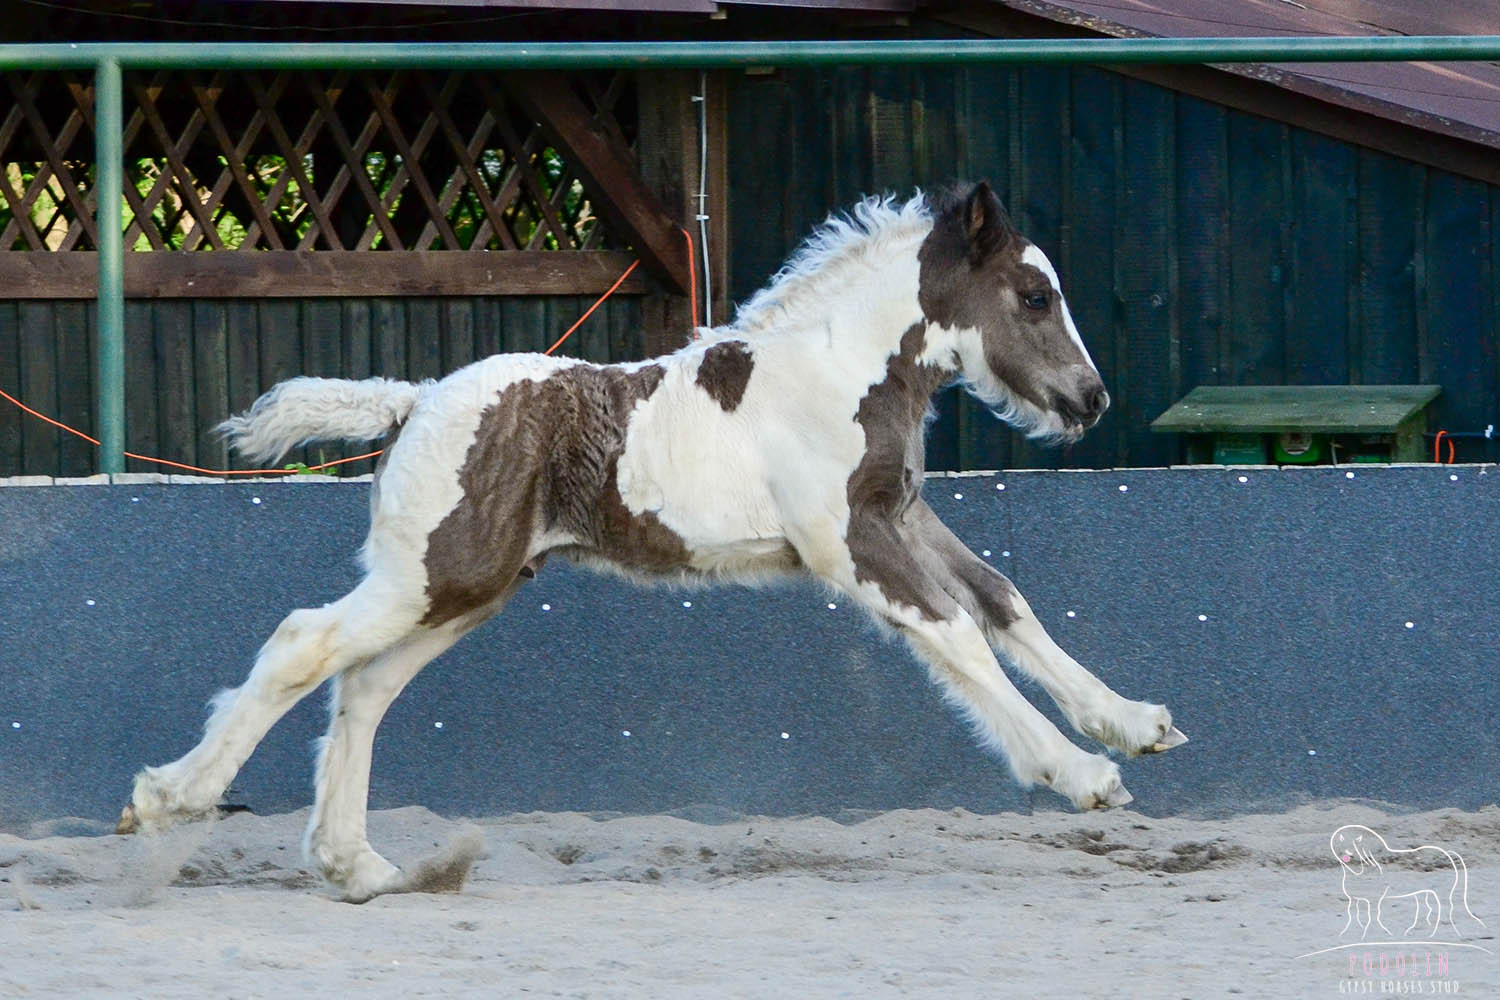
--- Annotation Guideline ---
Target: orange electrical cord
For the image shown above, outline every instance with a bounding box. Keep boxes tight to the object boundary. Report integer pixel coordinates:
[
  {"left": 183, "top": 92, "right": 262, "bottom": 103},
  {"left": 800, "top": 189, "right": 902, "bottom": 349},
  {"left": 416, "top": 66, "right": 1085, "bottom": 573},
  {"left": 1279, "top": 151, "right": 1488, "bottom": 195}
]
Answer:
[
  {"left": 3, "top": 251, "right": 672, "bottom": 477},
  {"left": 1434, "top": 430, "right": 1455, "bottom": 465},
  {"left": 542, "top": 258, "right": 640, "bottom": 357},
  {"left": 681, "top": 227, "right": 699, "bottom": 329}
]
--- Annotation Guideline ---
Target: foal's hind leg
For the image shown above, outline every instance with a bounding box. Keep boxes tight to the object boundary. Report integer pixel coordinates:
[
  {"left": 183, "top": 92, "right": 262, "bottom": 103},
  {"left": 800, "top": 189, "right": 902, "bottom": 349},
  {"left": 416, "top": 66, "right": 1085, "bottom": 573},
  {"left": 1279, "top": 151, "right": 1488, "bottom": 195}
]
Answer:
[
  {"left": 304, "top": 597, "right": 506, "bottom": 903},
  {"left": 119, "top": 578, "right": 424, "bottom": 834}
]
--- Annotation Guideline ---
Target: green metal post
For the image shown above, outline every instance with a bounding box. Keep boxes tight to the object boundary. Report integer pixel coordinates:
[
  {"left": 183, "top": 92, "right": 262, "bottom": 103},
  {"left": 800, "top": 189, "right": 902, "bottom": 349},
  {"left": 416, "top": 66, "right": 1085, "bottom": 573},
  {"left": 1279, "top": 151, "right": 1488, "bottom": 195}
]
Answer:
[{"left": 94, "top": 57, "right": 124, "bottom": 475}]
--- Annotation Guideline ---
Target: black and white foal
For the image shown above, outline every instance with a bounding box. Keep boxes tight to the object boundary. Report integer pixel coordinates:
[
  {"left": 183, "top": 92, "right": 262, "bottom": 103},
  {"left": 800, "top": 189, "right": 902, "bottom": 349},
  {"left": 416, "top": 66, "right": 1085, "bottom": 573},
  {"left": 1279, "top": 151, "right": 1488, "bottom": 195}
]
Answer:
[{"left": 119, "top": 182, "right": 1185, "bottom": 901}]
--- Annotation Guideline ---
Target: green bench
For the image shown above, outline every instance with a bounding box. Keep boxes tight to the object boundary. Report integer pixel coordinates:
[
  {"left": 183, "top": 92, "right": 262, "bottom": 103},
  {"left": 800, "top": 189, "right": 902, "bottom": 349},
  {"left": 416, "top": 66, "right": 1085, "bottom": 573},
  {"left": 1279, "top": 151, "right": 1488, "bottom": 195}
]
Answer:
[{"left": 1150, "top": 385, "right": 1442, "bottom": 465}]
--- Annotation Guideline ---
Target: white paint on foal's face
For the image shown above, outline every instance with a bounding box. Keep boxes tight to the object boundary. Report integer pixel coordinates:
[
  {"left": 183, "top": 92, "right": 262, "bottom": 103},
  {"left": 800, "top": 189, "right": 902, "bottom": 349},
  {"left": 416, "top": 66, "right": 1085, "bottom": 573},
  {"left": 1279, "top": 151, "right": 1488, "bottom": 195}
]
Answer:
[{"left": 1021, "top": 243, "right": 1097, "bottom": 375}]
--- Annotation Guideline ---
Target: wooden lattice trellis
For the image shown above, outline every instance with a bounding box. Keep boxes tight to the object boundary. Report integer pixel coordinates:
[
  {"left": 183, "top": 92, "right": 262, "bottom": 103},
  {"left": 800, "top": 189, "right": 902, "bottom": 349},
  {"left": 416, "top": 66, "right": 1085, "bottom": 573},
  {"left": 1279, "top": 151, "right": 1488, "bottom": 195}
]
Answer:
[{"left": 0, "top": 67, "right": 682, "bottom": 297}]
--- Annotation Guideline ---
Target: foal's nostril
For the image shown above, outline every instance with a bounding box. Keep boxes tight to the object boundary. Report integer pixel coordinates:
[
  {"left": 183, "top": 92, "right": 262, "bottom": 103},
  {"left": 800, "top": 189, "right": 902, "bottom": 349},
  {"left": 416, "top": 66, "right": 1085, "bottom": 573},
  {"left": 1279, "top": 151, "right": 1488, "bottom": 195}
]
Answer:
[{"left": 1086, "top": 385, "right": 1110, "bottom": 420}]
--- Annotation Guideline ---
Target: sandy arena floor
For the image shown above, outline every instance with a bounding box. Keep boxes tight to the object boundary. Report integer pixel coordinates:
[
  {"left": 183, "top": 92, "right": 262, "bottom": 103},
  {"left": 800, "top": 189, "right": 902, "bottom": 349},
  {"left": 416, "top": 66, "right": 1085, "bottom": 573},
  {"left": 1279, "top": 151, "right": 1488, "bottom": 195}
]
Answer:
[{"left": 2, "top": 801, "right": 1495, "bottom": 998}]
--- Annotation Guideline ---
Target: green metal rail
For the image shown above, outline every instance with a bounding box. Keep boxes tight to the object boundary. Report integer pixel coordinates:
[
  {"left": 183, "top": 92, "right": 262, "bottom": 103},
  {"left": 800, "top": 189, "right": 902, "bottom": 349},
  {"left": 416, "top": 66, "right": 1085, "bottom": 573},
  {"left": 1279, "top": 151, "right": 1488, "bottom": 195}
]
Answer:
[
  {"left": 3, "top": 38, "right": 1500, "bottom": 474},
  {"left": 8, "top": 37, "right": 1500, "bottom": 69}
]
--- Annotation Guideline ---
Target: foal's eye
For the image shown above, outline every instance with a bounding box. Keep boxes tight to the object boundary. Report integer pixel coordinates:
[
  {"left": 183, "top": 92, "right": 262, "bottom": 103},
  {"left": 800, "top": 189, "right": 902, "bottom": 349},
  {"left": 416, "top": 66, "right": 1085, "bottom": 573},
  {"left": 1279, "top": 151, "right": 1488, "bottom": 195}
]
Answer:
[{"left": 1022, "top": 291, "right": 1050, "bottom": 311}]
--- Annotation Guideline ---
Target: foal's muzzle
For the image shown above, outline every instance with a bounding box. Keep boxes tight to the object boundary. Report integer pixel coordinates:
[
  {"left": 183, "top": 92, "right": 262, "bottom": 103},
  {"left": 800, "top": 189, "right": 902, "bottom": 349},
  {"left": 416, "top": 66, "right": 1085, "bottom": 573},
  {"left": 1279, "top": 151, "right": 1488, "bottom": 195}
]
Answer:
[{"left": 1053, "top": 369, "right": 1110, "bottom": 436}]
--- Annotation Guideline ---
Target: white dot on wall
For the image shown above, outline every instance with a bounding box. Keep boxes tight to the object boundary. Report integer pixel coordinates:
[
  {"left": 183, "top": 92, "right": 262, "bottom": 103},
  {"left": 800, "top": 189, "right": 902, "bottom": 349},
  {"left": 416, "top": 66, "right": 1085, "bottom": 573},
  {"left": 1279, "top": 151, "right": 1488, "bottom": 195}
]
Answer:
[
  {"left": 1237, "top": 475, "right": 1248, "bottom": 484},
  {"left": 780, "top": 732, "right": 790, "bottom": 740},
  {"left": 1345, "top": 471, "right": 1355, "bottom": 480},
  {"left": 434, "top": 721, "right": 444, "bottom": 729},
  {"left": 10, "top": 721, "right": 19, "bottom": 730},
  {"left": 682, "top": 600, "right": 693, "bottom": 609},
  {"left": 130, "top": 496, "right": 140, "bottom": 503},
  {"left": 1307, "top": 749, "right": 1317, "bottom": 756},
  {"left": 1197, "top": 614, "right": 1208, "bottom": 622},
  {"left": 1066, "top": 610, "right": 1077, "bottom": 618},
  {"left": 622, "top": 730, "right": 632, "bottom": 737},
  {"left": 541, "top": 603, "right": 551, "bottom": 612},
  {"left": 826, "top": 602, "right": 838, "bottom": 610},
  {"left": 996, "top": 483, "right": 1006, "bottom": 491},
  {"left": 981, "top": 549, "right": 991, "bottom": 558},
  {"left": 953, "top": 492, "right": 964, "bottom": 500},
  {"left": 1002, "top": 550, "right": 1011, "bottom": 558},
  {"left": 1450, "top": 474, "right": 1459, "bottom": 482},
  {"left": 1118, "top": 484, "right": 1129, "bottom": 493},
  {"left": 251, "top": 496, "right": 262, "bottom": 505},
  {"left": 1404, "top": 621, "right": 1415, "bottom": 630},
  {"left": 85, "top": 599, "right": 95, "bottom": 607}
]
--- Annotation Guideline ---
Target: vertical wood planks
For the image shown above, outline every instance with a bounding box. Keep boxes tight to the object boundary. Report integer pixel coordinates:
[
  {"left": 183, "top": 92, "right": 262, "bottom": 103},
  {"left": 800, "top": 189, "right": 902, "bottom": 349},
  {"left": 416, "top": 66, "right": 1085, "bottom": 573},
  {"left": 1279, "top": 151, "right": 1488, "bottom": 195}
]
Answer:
[
  {"left": 1356, "top": 150, "right": 1422, "bottom": 385},
  {"left": 1174, "top": 95, "right": 1228, "bottom": 404},
  {"left": 0, "top": 302, "right": 21, "bottom": 473},
  {"left": 952, "top": 65, "right": 1012, "bottom": 471},
  {"left": 224, "top": 300, "right": 260, "bottom": 427},
  {"left": 866, "top": 65, "right": 911, "bottom": 195},
  {"left": 1114, "top": 79, "right": 1178, "bottom": 469},
  {"left": 255, "top": 299, "right": 303, "bottom": 468},
  {"left": 404, "top": 298, "right": 444, "bottom": 382},
  {"left": 370, "top": 298, "right": 408, "bottom": 382},
  {"left": 1064, "top": 68, "right": 1120, "bottom": 469},
  {"left": 1225, "top": 110, "right": 1287, "bottom": 386},
  {"left": 302, "top": 298, "right": 348, "bottom": 469},
  {"left": 192, "top": 301, "right": 229, "bottom": 472},
  {"left": 474, "top": 298, "right": 503, "bottom": 360},
  {"left": 153, "top": 300, "right": 196, "bottom": 470},
  {"left": 1421, "top": 172, "right": 1493, "bottom": 441},
  {"left": 1287, "top": 131, "right": 1355, "bottom": 384},
  {"left": 18, "top": 303, "right": 58, "bottom": 474},
  {"left": 1010, "top": 65, "right": 1068, "bottom": 470},
  {"left": 53, "top": 300, "right": 93, "bottom": 475},
  {"left": 501, "top": 297, "right": 548, "bottom": 356},
  {"left": 444, "top": 299, "right": 476, "bottom": 371},
  {"left": 122, "top": 301, "right": 157, "bottom": 472},
  {"left": 724, "top": 69, "right": 794, "bottom": 312}
]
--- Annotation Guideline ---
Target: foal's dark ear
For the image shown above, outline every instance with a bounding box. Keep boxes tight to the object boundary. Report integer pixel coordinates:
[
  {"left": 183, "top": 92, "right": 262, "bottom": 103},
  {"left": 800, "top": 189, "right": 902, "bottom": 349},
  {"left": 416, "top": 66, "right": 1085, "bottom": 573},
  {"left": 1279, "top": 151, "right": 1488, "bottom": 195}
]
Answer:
[{"left": 964, "top": 181, "right": 1012, "bottom": 264}]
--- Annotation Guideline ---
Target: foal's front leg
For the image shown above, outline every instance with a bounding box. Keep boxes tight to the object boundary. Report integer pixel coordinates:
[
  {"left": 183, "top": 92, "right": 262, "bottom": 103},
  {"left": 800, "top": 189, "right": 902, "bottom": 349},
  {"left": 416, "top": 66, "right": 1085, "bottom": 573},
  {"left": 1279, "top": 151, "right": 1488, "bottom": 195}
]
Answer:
[
  {"left": 794, "top": 514, "right": 1132, "bottom": 810},
  {"left": 905, "top": 501, "right": 1186, "bottom": 757}
]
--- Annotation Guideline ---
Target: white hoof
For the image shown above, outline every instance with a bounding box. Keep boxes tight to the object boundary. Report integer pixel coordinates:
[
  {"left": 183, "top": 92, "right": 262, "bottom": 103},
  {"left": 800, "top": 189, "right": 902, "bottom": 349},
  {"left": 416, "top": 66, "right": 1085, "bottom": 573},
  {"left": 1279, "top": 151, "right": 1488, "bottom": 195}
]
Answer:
[
  {"left": 1146, "top": 726, "right": 1189, "bottom": 754},
  {"left": 1049, "top": 752, "right": 1133, "bottom": 811},
  {"left": 329, "top": 830, "right": 485, "bottom": 904},
  {"left": 118, "top": 767, "right": 219, "bottom": 835},
  {"left": 1082, "top": 700, "right": 1182, "bottom": 758}
]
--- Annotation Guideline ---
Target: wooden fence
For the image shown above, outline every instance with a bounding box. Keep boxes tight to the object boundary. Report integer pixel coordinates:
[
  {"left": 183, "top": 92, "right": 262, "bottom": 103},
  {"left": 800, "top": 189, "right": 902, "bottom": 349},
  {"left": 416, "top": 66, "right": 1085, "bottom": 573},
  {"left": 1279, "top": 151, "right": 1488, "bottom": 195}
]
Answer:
[{"left": 0, "top": 66, "right": 670, "bottom": 477}]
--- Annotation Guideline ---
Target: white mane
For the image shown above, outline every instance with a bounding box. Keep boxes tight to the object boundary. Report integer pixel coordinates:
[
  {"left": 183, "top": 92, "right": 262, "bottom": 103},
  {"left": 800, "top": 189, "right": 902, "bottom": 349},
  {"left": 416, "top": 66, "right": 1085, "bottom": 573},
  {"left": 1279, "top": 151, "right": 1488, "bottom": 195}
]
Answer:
[{"left": 723, "top": 192, "right": 934, "bottom": 337}]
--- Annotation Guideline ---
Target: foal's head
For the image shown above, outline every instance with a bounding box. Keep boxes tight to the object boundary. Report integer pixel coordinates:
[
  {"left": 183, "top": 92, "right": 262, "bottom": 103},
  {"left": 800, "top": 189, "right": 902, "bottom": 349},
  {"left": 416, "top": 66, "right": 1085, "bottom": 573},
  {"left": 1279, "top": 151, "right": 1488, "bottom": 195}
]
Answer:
[{"left": 918, "top": 182, "right": 1107, "bottom": 443}]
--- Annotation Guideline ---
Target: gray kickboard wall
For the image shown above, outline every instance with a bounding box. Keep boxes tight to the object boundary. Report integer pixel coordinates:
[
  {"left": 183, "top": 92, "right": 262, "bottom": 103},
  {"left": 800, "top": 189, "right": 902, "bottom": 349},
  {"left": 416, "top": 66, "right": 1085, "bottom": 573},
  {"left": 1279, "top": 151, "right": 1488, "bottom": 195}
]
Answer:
[{"left": 0, "top": 465, "right": 1495, "bottom": 831}]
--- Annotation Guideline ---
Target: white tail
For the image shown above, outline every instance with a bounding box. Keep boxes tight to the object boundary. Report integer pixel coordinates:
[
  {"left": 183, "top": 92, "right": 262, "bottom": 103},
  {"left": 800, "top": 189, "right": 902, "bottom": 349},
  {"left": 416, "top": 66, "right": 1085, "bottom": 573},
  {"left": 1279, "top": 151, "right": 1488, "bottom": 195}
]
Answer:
[{"left": 216, "top": 376, "right": 427, "bottom": 464}]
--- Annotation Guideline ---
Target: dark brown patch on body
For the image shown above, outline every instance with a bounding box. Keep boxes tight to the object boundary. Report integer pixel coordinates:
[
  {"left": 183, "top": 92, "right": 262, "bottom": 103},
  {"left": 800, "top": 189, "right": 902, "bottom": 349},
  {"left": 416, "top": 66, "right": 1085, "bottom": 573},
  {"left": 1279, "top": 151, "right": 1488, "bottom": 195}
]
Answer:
[
  {"left": 694, "top": 340, "right": 755, "bottom": 412},
  {"left": 420, "top": 363, "right": 690, "bottom": 626},
  {"left": 845, "top": 322, "right": 954, "bottom": 621}
]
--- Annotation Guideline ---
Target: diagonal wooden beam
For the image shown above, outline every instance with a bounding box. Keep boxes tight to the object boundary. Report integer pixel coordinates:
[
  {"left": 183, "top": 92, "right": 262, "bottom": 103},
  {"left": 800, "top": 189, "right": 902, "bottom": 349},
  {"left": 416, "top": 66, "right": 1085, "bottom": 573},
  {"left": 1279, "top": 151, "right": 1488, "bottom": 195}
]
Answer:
[{"left": 504, "top": 71, "right": 690, "bottom": 295}]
